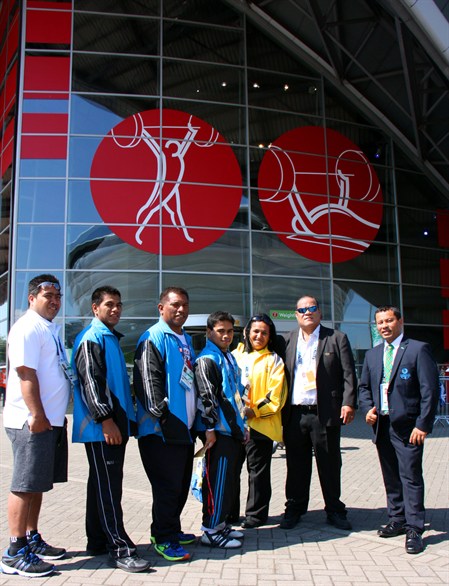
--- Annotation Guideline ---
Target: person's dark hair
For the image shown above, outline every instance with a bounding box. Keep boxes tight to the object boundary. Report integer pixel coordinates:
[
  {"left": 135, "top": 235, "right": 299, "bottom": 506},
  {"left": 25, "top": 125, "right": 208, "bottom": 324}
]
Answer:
[
  {"left": 207, "top": 311, "right": 235, "bottom": 330},
  {"left": 375, "top": 305, "right": 402, "bottom": 320},
  {"left": 243, "top": 313, "right": 277, "bottom": 353},
  {"left": 28, "top": 274, "right": 60, "bottom": 297},
  {"left": 91, "top": 285, "right": 121, "bottom": 306},
  {"left": 159, "top": 286, "right": 189, "bottom": 303}
]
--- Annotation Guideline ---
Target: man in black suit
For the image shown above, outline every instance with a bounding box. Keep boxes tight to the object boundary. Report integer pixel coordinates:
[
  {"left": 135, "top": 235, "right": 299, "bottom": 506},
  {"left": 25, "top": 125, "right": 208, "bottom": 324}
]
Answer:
[
  {"left": 358, "top": 305, "right": 439, "bottom": 554},
  {"left": 280, "top": 295, "right": 357, "bottom": 530}
]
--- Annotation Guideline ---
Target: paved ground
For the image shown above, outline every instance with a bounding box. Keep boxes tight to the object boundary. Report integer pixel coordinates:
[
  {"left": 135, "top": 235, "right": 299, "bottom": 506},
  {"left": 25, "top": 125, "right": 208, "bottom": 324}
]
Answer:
[{"left": 0, "top": 411, "right": 448, "bottom": 585}]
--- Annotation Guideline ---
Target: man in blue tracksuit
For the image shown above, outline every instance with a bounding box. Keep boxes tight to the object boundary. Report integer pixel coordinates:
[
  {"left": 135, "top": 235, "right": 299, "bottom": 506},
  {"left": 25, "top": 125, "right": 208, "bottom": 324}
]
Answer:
[
  {"left": 133, "top": 287, "right": 196, "bottom": 562},
  {"left": 194, "top": 311, "right": 246, "bottom": 548},
  {"left": 72, "top": 286, "right": 150, "bottom": 573}
]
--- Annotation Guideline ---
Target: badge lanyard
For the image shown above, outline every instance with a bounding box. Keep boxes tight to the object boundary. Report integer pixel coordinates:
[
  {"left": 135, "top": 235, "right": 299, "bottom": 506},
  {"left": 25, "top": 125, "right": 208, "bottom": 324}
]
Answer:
[
  {"left": 176, "top": 337, "right": 194, "bottom": 392},
  {"left": 51, "top": 333, "right": 78, "bottom": 388}
]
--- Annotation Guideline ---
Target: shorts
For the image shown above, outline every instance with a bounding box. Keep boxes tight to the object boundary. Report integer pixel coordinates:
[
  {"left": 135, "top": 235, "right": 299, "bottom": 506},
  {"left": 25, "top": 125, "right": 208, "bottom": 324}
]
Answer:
[{"left": 6, "top": 421, "right": 68, "bottom": 493}]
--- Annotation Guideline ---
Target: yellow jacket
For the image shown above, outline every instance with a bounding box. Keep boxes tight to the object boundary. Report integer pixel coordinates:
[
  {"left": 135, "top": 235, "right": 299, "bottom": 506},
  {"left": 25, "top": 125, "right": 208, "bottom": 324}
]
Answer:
[{"left": 232, "top": 343, "right": 287, "bottom": 442}]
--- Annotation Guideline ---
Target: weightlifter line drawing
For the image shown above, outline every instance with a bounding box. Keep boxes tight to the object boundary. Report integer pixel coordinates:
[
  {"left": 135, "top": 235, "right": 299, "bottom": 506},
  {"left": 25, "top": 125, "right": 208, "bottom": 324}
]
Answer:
[
  {"left": 111, "top": 112, "right": 219, "bottom": 246},
  {"left": 260, "top": 146, "right": 381, "bottom": 254}
]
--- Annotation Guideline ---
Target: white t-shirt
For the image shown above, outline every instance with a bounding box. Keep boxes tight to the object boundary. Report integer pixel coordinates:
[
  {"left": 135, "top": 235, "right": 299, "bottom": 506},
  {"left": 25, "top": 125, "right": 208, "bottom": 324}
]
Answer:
[{"left": 3, "top": 309, "right": 70, "bottom": 429}]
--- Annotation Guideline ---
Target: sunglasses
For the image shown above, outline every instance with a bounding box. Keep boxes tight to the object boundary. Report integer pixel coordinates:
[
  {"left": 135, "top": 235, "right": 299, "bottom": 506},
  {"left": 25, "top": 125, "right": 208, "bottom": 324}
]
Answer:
[
  {"left": 37, "top": 281, "right": 61, "bottom": 291},
  {"left": 296, "top": 305, "right": 318, "bottom": 314}
]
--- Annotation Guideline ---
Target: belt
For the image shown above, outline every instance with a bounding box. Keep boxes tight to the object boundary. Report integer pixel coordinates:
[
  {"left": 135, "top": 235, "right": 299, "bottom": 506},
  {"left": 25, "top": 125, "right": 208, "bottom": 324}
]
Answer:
[{"left": 292, "top": 404, "right": 318, "bottom": 413}]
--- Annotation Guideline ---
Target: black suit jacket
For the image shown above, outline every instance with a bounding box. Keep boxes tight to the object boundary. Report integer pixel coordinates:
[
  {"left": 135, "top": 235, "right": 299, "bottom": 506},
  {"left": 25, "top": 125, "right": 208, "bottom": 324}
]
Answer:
[
  {"left": 358, "top": 336, "right": 439, "bottom": 441},
  {"left": 281, "top": 325, "right": 357, "bottom": 427}
]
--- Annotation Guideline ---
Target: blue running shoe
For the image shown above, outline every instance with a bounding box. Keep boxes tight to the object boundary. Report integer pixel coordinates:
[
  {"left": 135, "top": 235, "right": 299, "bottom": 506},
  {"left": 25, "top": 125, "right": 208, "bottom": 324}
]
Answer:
[
  {"left": 1, "top": 545, "right": 55, "bottom": 577},
  {"left": 150, "top": 532, "right": 196, "bottom": 545},
  {"left": 28, "top": 532, "right": 66, "bottom": 560},
  {"left": 153, "top": 542, "right": 190, "bottom": 561}
]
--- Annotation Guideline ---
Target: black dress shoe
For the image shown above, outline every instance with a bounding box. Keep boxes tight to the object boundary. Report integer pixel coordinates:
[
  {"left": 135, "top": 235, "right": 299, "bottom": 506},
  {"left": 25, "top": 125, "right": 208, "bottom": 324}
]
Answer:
[
  {"left": 405, "top": 529, "right": 424, "bottom": 554},
  {"left": 377, "top": 521, "right": 406, "bottom": 538},
  {"left": 279, "top": 511, "right": 301, "bottom": 529},
  {"left": 241, "top": 518, "right": 264, "bottom": 529},
  {"left": 326, "top": 512, "right": 352, "bottom": 530},
  {"left": 108, "top": 554, "right": 151, "bottom": 573}
]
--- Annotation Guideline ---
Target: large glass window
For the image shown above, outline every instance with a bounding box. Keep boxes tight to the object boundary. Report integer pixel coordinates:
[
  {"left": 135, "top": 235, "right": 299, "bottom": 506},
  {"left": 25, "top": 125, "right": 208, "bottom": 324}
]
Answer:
[{"left": 9, "top": 0, "right": 448, "bottom": 364}]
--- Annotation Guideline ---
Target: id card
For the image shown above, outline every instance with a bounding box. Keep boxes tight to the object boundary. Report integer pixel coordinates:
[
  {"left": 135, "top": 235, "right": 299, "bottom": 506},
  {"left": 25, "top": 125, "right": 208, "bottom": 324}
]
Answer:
[
  {"left": 302, "top": 369, "right": 316, "bottom": 392},
  {"left": 180, "top": 362, "right": 194, "bottom": 392},
  {"left": 380, "top": 382, "right": 389, "bottom": 414}
]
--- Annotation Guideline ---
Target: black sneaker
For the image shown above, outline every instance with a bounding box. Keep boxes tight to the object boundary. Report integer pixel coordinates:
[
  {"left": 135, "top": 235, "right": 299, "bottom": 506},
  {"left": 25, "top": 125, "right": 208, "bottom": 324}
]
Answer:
[
  {"left": 1, "top": 545, "right": 55, "bottom": 577},
  {"left": 28, "top": 532, "right": 66, "bottom": 560}
]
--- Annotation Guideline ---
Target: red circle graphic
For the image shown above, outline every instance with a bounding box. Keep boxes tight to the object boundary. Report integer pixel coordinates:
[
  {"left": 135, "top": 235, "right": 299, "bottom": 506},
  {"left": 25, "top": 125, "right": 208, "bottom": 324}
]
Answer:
[
  {"left": 90, "top": 109, "right": 243, "bottom": 255},
  {"left": 258, "top": 126, "right": 383, "bottom": 263}
]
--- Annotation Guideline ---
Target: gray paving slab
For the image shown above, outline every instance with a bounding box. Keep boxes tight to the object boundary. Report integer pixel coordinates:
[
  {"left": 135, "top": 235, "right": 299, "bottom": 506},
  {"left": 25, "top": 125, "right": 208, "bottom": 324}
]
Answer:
[{"left": 0, "top": 411, "right": 448, "bottom": 585}]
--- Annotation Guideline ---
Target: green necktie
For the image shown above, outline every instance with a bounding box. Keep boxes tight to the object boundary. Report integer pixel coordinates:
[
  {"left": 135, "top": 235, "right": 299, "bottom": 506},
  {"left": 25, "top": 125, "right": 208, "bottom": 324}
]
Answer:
[{"left": 383, "top": 343, "right": 394, "bottom": 383}]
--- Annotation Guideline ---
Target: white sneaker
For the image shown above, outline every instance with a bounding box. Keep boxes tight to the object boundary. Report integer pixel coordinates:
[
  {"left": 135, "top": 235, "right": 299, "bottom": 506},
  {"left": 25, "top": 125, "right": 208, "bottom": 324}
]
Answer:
[
  {"left": 223, "top": 525, "right": 244, "bottom": 539},
  {"left": 200, "top": 530, "right": 242, "bottom": 548}
]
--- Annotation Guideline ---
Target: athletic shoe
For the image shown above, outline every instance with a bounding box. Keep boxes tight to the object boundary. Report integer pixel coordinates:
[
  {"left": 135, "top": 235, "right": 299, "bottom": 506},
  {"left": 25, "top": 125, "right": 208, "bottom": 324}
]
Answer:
[
  {"left": 153, "top": 542, "right": 190, "bottom": 561},
  {"left": 107, "top": 553, "right": 152, "bottom": 572},
  {"left": 27, "top": 532, "right": 66, "bottom": 560},
  {"left": 200, "top": 530, "right": 242, "bottom": 548},
  {"left": 223, "top": 525, "right": 244, "bottom": 539},
  {"left": 150, "top": 532, "right": 196, "bottom": 545},
  {"left": 1, "top": 546, "right": 55, "bottom": 577}
]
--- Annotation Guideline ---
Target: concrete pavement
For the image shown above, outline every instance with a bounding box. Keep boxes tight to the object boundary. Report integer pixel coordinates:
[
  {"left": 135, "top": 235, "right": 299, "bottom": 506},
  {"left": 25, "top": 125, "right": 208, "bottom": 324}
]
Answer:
[{"left": 0, "top": 412, "right": 448, "bottom": 585}]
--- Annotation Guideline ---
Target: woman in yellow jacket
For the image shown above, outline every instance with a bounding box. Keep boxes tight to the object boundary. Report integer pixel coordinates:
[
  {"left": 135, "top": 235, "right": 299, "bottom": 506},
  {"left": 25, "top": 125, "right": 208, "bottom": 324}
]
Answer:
[{"left": 232, "top": 313, "right": 287, "bottom": 528}]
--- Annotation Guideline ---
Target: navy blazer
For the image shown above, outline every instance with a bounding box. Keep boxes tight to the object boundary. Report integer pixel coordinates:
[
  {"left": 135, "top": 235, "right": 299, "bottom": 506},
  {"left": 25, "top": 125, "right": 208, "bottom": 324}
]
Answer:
[
  {"left": 281, "top": 325, "right": 357, "bottom": 427},
  {"left": 358, "top": 336, "right": 439, "bottom": 441}
]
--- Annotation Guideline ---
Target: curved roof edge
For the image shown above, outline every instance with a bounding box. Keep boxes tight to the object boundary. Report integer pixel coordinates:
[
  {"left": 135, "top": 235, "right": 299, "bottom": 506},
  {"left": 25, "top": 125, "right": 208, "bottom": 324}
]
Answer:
[{"left": 390, "top": 0, "right": 449, "bottom": 77}]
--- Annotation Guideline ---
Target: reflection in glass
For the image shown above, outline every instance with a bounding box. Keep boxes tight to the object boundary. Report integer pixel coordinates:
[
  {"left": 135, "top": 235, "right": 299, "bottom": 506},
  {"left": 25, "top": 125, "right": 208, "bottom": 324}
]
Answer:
[
  {"left": 18, "top": 180, "right": 66, "bottom": 222},
  {"left": 162, "top": 229, "right": 249, "bottom": 273},
  {"left": 333, "top": 281, "right": 400, "bottom": 323},
  {"left": 16, "top": 226, "right": 65, "bottom": 270},
  {"left": 66, "top": 271, "right": 160, "bottom": 320},
  {"left": 67, "top": 226, "right": 159, "bottom": 272}
]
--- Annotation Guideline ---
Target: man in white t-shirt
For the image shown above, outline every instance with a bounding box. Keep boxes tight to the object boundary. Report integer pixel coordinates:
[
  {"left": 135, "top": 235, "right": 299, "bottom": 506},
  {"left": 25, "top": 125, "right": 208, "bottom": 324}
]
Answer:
[{"left": 1, "top": 274, "right": 70, "bottom": 578}]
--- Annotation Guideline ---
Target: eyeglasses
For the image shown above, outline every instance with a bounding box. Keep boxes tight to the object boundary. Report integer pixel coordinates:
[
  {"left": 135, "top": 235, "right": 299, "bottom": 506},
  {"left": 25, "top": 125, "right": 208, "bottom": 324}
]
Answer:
[
  {"left": 37, "top": 281, "right": 61, "bottom": 291},
  {"left": 249, "top": 314, "right": 274, "bottom": 326},
  {"left": 296, "top": 305, "right": 318, "bottom": 314}
]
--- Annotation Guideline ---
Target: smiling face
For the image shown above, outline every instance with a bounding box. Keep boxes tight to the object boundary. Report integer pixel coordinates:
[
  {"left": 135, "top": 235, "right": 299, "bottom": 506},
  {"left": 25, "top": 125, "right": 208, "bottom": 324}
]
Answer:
[
  {"left": 158, "top": 291, "right": 189, "bottom": 334},
  {"left": 92, "top": 293, "right": 123, "bottom": 331},
  {"left": 29, "top": 284, "right": 62, "bottom": 322},
  {"left": 375, "top": 309, "right": 403, "bottom": 343},
  {"left": 248, "top": 320, "right": 270, "bottom": 351},
  {"left": 207, "top": 320, "right": 234, "bottom": 352},
  {"left": 295, "top": 295, "right": 322, "bottom": 334}
]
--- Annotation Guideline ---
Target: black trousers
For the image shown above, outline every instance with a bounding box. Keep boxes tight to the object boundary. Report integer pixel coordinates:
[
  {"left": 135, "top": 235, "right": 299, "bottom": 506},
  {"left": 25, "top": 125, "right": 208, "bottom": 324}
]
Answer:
[
  {"left": 202, "top": 433, "right": 241, "bottom": 530},
  {"left": 243, "top": 430, "right": 274, "bottom": 524},
  {"left": 85, "top": 440, "right": 136, "bottom": 558},
  {"left": 138, "top": 434, "right": 194, "bottom": 543},
  {"left": 283, "top": 406, "right": 345, "bottom": 514},
  {"left": 376, "top": 415, "right": 425, "bottom": 532}
]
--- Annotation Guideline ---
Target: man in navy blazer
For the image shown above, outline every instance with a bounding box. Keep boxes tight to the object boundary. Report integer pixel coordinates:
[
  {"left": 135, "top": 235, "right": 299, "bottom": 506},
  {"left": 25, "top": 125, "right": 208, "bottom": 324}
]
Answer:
[
  {"left": 358, "top": 305, "right": 439, "bottom": 554},
  {"left": 280, "top": 295, "right": 357, "bottom": 531}
]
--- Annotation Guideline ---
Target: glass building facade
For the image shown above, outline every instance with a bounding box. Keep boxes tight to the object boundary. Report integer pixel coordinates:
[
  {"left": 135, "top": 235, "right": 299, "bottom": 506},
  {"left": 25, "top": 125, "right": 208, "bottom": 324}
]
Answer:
[{"left": 1, "top": 0, "right": 448, "bottom": 372}]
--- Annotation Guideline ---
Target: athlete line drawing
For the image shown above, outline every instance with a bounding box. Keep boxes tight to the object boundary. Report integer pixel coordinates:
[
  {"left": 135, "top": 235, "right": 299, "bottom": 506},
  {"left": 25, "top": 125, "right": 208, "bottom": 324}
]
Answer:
[
  {"left": 260, "top": 146, "right": 381, "bottom": 254},
  {"left": 111, "top": 113, "right": 219, "bottom": 246}
]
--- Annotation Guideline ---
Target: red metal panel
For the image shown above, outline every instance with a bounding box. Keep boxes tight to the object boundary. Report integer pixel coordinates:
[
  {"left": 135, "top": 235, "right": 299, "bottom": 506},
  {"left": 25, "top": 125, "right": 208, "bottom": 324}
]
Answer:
[
  {"left": 443, "top": 311, "right": 449, "bottom": 349},
  {"left": 22, "top": 113, "right": 68, "bottom": 133},
  {"left": 21, "top": 135, "right": 68, "bottom": 159},
  {"left": 26, "top": 4, "right": 72, "bottom": 44},
  {"left": 441, "top": 259, "right": 449, "bottom": 298},
  {"left": 1, "top": 118, "right": 14, "bottom": 175},
  {"left": 437, "top": 209, "right": 449, "bottom": 248},
  {"left": 23, "top": 56, "right": 70, "bottom": 99}
]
